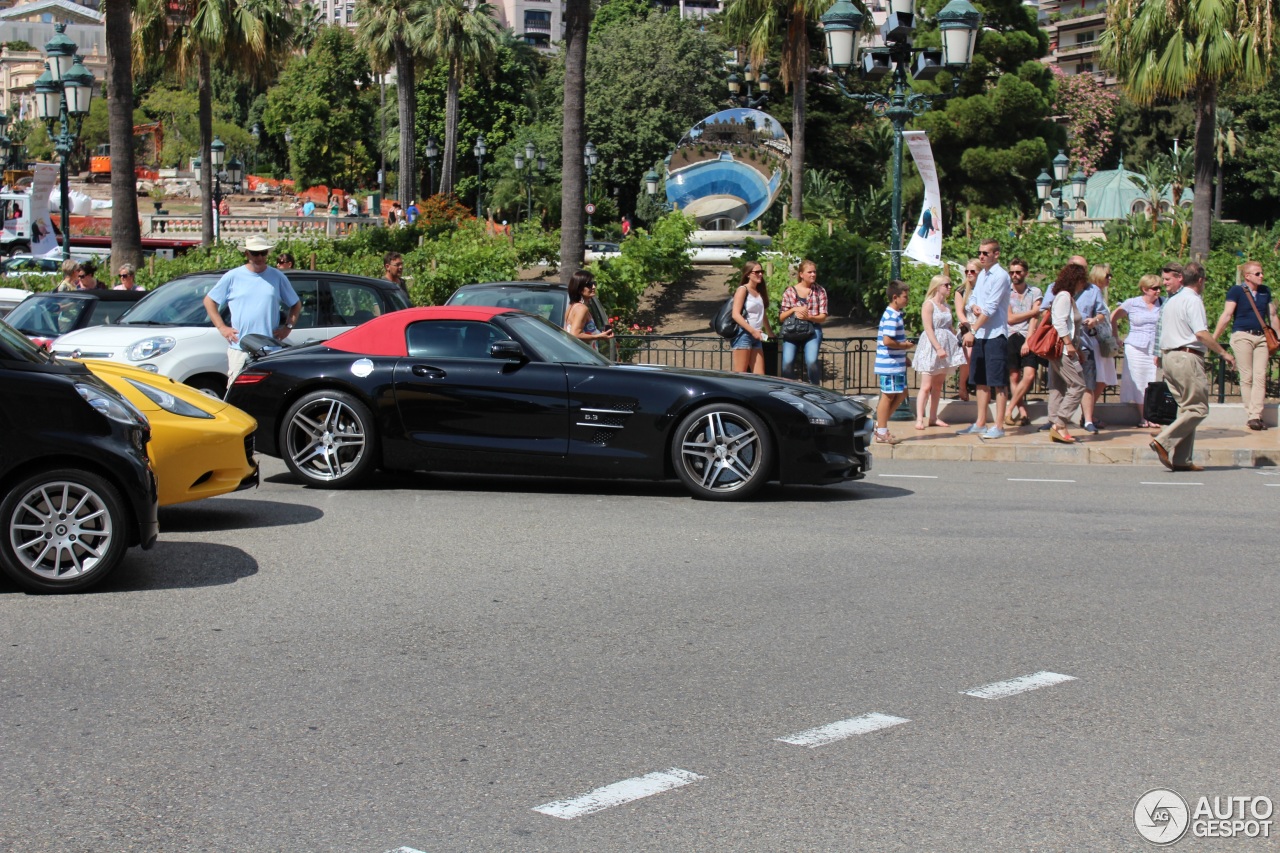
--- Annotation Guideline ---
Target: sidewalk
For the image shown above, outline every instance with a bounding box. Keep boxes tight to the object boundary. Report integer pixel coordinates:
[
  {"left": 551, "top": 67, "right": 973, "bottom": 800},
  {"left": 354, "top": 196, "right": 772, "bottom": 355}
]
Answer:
[{"left": 871, "top": 400, "right": 1280, "bottom": 468}]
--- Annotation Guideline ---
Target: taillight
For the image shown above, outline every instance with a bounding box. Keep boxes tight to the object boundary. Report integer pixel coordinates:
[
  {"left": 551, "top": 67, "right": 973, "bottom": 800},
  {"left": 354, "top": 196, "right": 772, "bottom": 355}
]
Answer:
[{"left": 232, "top": 371, "right": 270, "bottom": 385}]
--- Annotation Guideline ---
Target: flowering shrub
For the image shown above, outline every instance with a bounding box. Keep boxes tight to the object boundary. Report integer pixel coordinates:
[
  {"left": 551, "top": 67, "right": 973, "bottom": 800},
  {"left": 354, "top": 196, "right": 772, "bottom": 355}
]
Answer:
[{"left": 1050, "top": 68, "right": 1118, "bottom": 176}]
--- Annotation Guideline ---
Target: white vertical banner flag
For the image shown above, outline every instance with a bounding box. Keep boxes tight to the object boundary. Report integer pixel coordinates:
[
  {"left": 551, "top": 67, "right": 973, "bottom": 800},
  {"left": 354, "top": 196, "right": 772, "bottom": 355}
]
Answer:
[
  {"left": 31, "top": 163, "right": 61, "bottom": 257},
  {"left": 903, "top": 130, "right": 942, "bottom": 267}
]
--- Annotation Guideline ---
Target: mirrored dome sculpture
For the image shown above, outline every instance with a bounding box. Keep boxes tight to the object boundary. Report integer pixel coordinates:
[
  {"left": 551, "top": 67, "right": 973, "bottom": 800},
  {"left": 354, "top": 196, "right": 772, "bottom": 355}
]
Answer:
[{"left": 664, "top": 108, "right": 790, "bottom": 229}]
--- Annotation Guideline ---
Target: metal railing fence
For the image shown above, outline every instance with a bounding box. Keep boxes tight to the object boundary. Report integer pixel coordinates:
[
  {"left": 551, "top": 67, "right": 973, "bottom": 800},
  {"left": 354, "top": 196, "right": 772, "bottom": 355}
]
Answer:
[{"left": 615, "top": 333, "right": 1274, "bottom": 403}]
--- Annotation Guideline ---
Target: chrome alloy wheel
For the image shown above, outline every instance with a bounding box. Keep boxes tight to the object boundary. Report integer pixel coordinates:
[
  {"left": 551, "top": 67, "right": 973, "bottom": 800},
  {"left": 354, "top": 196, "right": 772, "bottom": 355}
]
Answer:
[
  {"left": 285, "top": 396, "right": 368, "bottom": 482},
  {"left": 8, "top": 480, "right": 115, "bottom": 582},
  {"left": 678, "top": 409, "right": 764, "bottom": 494}
]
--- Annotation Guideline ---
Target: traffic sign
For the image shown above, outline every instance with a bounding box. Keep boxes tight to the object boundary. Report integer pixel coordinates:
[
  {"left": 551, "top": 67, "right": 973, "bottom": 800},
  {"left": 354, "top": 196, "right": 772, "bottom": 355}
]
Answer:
[{"left": 585, "top": 203, "right": 596, "bottom": 214}]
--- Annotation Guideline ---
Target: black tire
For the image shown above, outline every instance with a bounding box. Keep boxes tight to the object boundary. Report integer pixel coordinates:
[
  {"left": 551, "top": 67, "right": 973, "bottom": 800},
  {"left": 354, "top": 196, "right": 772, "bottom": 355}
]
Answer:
[
  {"left": 670, "top": 403, "right": 773, "bottom": 501},
  {"left": 280, "top": 389, "right": 377, "bottom": 488},
  {"left": 185, "top": 374, "right": 227, "bottom": 398},
  {"left": 0, "top": 468, "right": 129, "bottom": 593}
]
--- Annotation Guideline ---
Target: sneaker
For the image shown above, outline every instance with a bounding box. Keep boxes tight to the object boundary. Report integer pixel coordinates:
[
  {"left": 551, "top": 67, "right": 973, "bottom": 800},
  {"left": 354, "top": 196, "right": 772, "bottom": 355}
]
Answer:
[
  {"left": 956, "top": 424, "right": 984, "bottom": 435},
  {"left": 1083, "top": 422, "right": 1100, "bottom": 434},
  {"left": 979, "top": 427, "right": 1005, "bottom": 440}
]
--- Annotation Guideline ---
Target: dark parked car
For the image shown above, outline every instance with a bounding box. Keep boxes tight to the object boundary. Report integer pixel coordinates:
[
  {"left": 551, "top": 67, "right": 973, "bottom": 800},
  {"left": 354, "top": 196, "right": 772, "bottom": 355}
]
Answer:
[
  {"left": 0, "top": 319, "right": 158, "bottom": 592},
  {"left": 445, "top": 281, "right": 617, "bottom": 360},
  {"left": 226, "top": 306, "right": 872, "bottom": 500},
  {"left": 4, "top": 289, "right": 148, "bottom": 350}
]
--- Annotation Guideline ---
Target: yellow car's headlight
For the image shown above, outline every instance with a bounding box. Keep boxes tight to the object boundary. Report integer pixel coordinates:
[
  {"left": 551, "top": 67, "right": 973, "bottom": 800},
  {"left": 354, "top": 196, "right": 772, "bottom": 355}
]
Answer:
[{"left": 124, "top": 377, "right": 215, "bottom": 419}]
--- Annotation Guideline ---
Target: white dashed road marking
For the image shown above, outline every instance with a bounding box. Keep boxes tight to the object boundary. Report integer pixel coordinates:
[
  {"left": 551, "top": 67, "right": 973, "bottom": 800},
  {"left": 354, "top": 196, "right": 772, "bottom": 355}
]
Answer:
[
  {"left": 776, "top": 712, "right": 911, "bottom": 747},
  {"left": 1007, "top": 478, "right": 1076, "bottom": 483},
  {"left": 1140, "top": 481, "right": 1203, "bottom": 486},
  {"left": 384, "top": 848, "right": 428, "bottom": 853},
  {"left": 962, "top": 671, "right": 1077, "bottom": 699},
  {"left": 533, "top": 768, "right": 705, "bottom": 820}
]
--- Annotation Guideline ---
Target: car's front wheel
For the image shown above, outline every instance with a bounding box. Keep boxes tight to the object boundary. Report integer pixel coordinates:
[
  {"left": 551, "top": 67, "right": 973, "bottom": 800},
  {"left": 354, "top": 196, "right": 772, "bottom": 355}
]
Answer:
[
  {"left": 671, "top": 403, "right": 773, "bottom": 500},
  {"left": 281, "top": 390, "right": 377, "bottom": 487},
  {"left": 0, "top": 469, "right": 129, "bottom": 593}
]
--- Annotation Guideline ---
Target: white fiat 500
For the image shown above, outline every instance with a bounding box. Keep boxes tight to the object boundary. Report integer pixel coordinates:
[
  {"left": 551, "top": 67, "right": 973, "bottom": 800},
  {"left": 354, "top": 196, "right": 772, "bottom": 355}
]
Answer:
[{"left": 54, "top": 270, "right": 410, "bottom": 396}]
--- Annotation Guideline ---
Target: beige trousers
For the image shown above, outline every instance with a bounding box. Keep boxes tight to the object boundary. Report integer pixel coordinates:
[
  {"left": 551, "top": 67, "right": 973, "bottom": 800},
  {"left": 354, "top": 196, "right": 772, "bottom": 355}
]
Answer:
[
  {"left": 1229, "top": 331, "right": 1269, "bottom": 420},
  {"left": 1048, "top": 353, "right": 1087, "bottom": 429},
  {"left": 1155, "top": 350, "right": 1209, "bottom": 465}
]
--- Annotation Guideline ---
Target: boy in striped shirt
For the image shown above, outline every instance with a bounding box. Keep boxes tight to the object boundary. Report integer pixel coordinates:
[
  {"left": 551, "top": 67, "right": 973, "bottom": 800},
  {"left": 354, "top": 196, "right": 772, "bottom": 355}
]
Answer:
[{"left": 874, "top": 280, "right": 914, "bottom": 444}]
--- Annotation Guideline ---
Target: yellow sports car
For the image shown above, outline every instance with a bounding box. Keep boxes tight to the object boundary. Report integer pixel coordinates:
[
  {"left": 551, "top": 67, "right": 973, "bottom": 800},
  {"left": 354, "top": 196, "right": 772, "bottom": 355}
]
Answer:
[{"left": 81, "top": 360, "right": 258, "bottom": 506}]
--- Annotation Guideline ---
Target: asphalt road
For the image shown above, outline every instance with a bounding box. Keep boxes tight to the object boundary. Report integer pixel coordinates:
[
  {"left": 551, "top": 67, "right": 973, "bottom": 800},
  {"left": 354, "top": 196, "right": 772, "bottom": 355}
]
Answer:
[{"left": 2, "top": 458, "right": 1277, "bottom": 852}]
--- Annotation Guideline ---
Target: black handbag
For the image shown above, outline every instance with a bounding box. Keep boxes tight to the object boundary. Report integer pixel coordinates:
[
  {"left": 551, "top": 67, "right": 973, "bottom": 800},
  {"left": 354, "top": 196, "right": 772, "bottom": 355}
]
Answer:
[
  {"left": 780, "top": 316, "right": 815, "bottom": 343},
  {"left": 712, "top": 290, "right": 740, "bottom": 338},
  {"left": 1143, "top": 380, "right": 1178, "bottom": 425}
]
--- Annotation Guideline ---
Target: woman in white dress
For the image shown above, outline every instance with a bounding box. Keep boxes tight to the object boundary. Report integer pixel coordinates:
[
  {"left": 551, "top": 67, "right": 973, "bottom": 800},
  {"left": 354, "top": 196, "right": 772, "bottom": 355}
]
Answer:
[
  {"left": 912, "top": 273, "right": 967, "bottom": 429},
  {"left": 1111, "top": 273, "right": 1163, "bottom": 427}
]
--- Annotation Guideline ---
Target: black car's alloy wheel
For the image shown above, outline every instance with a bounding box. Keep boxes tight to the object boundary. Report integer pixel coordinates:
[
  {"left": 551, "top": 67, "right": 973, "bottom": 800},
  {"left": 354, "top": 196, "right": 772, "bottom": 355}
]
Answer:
[
  {"left": 282, "top": 390, "right": 376, "bottom": 487},
  {"left": 0, "top": 469, "right": 128, "bottom": 593},
  {"left": 672, "top": 403, "right": 772, "bottom": 500}
]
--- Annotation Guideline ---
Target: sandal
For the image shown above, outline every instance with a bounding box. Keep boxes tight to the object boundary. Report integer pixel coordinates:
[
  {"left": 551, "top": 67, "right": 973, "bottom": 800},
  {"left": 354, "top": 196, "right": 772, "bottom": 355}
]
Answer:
[{"left": 874, "top": 431, "right": 899, "bottom": 445}]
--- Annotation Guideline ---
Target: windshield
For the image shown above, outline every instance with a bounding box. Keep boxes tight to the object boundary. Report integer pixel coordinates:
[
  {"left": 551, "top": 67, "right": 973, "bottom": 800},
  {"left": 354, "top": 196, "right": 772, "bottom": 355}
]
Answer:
[
  {"left": 504, "top": 313, "right": 612, "bottom": 366},
  {"left": 4, "top": 295, "right": 90, "bottom": 336},
  {"left": 0, "top": 319, "right": 56, "bottom": 364},
  {"left": 450, "top": 288, "right": 568, "bottom": 324},
  {"left": 117, "top": 274, "right": 220, "bottom": 326}
]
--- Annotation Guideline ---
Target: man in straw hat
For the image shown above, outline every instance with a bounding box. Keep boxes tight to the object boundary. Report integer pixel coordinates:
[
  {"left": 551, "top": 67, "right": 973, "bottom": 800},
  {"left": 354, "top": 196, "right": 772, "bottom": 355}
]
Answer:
[{"left": 203, "top": 234, "right": 301, "bottom": 381}]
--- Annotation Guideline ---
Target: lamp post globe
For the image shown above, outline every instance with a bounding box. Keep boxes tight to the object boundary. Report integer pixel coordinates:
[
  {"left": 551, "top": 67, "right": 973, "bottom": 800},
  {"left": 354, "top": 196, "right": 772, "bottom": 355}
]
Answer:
[{"left": 821, "top": 0, "right": 978, "bottom": 279}]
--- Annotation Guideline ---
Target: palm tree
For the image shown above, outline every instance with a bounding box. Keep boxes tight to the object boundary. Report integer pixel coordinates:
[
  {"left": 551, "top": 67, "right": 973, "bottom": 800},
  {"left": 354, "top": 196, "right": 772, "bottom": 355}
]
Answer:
[
  {"left": 1099, "top": 0, "right": 1276, "bottom": 259},
  {"left": 560, "top": 0, "right": 589, "bottom": 281},
  {"left": 1213, "top": 107, "right": 1245, "bottom": 220},
  {"left": 419, "top": 0, "right": 501, "bottom": 198},
  {"left": 356, "top": 0, "right": 428, "bottom": 211},
  {"left": 724, "top": 0, "right": 831, "bottom": 221},
  {"left": 134, "top": 0, "right": 293, "bottom": 245},
  {"left": 293, "top": 2, "right": 325, "bottom": 54},
  {"left": 104, "top": 0, "right": 141, "bottom": 273}
]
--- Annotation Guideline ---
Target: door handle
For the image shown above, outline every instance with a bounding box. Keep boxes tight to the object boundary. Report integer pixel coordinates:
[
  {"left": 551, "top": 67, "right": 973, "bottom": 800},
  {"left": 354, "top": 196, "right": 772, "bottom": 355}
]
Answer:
[{"left": 412, "top": 365, "right": 445, "bottom": 379}]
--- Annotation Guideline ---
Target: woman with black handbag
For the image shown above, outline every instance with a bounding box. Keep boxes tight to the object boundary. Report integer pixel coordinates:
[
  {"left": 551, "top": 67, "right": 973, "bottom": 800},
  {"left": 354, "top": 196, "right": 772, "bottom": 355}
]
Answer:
[{"left": 778, "top": 260, "right": 828, "bottom": 384}]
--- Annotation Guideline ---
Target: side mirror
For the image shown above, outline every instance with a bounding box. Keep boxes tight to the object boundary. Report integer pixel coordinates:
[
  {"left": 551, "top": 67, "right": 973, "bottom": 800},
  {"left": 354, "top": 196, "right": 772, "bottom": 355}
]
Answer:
[{"left": 490, "top": 340, "right": 525, "bottom": 360}]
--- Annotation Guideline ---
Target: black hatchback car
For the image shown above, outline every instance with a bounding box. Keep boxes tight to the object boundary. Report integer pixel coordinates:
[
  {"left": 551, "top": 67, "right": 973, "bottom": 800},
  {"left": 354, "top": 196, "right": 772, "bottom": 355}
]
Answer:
[
  {"left": 0, "top": 320, "right": 158, "bottom": 593},
  {"left": 4, "top": 289, "right": 148, "bottom": 349}
]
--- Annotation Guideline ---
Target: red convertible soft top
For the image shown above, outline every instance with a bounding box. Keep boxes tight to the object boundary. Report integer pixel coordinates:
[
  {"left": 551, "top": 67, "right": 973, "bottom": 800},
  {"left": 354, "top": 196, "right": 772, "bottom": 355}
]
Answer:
[{"left": 326, "top": 305, "right": 513, "bottom": 357}]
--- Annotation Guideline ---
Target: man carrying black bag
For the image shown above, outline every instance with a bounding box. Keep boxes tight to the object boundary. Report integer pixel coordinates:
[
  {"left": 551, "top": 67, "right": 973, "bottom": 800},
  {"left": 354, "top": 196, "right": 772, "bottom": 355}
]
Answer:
[{"left": 1150, "top": 262, "right": 1235, "bottom": 472}]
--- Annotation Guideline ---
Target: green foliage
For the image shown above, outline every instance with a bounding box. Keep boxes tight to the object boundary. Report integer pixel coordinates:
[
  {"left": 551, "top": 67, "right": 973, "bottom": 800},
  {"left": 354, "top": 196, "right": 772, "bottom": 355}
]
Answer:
[
  {"left": 1220, "top": 76, "right": 1280, "bottom": 223},
  {"left": 542, "top": 10, "right": 724, "bottom": 223},
  {"left": 591, "top": 211, "right": 695, "bottom": 321},
  {"left": 408, "top": 221, "right": 521, "bottom": 306},
  {"left": 263, "top": 26, "right": 378, "bottom": 190},
  {"left": 3, "top": 40, "right": 35, "bottom": 52}
]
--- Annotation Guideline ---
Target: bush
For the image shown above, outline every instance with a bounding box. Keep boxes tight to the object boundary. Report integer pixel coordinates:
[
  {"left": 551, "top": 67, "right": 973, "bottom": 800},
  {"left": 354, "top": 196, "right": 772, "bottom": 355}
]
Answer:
[{"left": 591, "top": 211, "right": 695, "bottom": 321}]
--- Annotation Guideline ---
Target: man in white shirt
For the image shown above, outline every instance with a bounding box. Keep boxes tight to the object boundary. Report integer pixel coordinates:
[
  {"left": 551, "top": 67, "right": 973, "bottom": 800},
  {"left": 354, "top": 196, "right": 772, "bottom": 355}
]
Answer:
[
  {"left": 1150, "top": 261, "right": 1235, "bottom": 472},
  {"left": 958, "top": 238, "right": 1011, "bottom": 439}
]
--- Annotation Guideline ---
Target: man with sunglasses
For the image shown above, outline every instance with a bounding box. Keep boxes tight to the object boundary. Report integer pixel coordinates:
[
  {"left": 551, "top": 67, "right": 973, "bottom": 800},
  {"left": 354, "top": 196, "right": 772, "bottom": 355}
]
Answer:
[
  {"left": 203, "top": 234, "right": 301, "bottom": 380},
  {"left": 958, "top": 239, "right": 1011, "bottom": 439}
]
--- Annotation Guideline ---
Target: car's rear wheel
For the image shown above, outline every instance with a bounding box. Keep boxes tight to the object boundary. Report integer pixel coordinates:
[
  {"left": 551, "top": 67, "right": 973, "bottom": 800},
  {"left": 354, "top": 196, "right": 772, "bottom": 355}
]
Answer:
[
  {"left": 281, "top": 390, "right": 377, "bottom": 487},
  {"left": 0, "top": 469, "right": 129, "bottom": 593},
  {"left": 671, "top": 403, "right": 772, "bottom": 500}
]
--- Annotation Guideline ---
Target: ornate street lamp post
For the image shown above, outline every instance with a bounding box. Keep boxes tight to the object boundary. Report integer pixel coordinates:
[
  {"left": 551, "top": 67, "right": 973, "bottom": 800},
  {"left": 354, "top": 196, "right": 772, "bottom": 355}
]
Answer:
[
  {"left": 583, "top": 140, "right": 599, "bottom": 241},
  {"left": 34, "top": 24, "right": 95, "bottom": 261},
  {"left": 1034, "top": 148, "right": 1087, "bottom": 236},
  {"left": 425, "top": 136, "right": 439, "bottom": 199},
  {"left": 473, "top": 134, "right": 487, "bottom": 216},
  {"left": 210, "top": 136, "right": 226, "bottom": 240},
  {"left": 727, "top": 57, "right": 771, "bottom": 109},
  {"left": 820, "top": 0, "right": 980, "bottom": 280},
  {"left": 514, "top": 141, "right": 546, "bottom": 223}
]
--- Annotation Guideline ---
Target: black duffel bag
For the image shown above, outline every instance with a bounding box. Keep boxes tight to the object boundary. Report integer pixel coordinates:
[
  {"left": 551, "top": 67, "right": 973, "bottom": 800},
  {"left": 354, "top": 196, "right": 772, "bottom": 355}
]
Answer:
[{"left": 1144, "top": 380, "right": 1178, "bottom": 425}]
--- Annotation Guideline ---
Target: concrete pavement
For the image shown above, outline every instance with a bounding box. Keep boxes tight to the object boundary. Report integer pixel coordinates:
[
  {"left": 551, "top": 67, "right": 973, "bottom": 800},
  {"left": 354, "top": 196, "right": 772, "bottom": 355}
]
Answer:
[{"left": 872, "top": 399, "right": 1280, "bottom": 468}]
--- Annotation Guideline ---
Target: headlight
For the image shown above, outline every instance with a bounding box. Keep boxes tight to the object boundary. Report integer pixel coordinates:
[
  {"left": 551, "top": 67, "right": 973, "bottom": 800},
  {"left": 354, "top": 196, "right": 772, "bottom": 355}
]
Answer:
[
  {"left": 127, "top": 336, "right": 177, "bottom": 361},
  {"left": 769, "top": 390, "right": 834, "bottom": 426},
  {"left": 124, "top": 377, "right": 215, "bottom": 419},
  {"left": 75, "top": 383, "right": 149, "bottom": 427}
]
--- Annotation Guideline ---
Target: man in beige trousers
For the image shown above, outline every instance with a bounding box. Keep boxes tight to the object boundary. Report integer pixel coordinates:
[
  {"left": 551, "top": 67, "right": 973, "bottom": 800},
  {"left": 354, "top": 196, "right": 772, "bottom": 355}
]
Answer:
[{"left": 1151, "top": 261, "right": 1235, "bottom": 472}]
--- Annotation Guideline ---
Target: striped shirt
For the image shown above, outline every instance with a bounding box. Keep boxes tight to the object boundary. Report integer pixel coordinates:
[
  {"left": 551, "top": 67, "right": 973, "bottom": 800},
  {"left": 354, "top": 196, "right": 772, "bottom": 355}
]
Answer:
[{"left": 876, "top": 307, "right": 907, "bottom": 376}]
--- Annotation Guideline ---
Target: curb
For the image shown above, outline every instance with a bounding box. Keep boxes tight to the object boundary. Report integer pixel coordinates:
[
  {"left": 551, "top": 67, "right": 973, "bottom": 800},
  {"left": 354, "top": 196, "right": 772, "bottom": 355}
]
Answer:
[{"left": 871, "top": 440, "right": 1279, "bottom": 468}]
